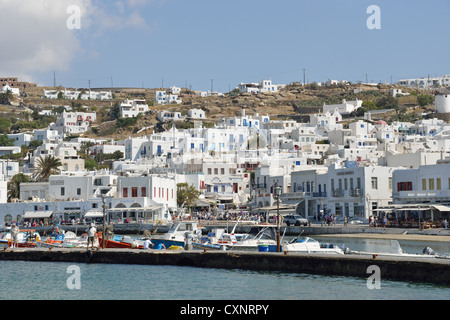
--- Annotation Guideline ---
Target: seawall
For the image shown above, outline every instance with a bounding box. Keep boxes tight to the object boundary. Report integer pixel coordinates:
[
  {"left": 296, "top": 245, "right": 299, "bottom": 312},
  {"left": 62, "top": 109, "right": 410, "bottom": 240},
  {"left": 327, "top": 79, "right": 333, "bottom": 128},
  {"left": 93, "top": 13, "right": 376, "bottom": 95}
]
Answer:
[{"left": 1, "top": 248, "right": 449, "bottom": 285}]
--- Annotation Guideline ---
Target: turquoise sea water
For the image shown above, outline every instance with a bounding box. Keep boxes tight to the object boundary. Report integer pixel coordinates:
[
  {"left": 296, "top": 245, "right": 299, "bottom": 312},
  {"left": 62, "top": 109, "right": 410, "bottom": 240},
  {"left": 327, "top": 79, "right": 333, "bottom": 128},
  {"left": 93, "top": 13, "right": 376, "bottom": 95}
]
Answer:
[
  {"left": 0, "top": 260, "right": 449, "bottom": 301},
  {"left": 0, "top": 237, "right": 449, "bottom": 301}
]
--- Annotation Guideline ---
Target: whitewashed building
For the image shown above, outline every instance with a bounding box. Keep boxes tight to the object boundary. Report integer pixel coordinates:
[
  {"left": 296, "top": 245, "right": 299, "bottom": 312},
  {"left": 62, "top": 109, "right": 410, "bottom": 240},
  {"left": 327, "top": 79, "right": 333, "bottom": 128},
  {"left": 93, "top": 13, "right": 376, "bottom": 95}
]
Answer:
[
  {"left": 322, "top": 99, "right": 362, "bottom": 115},
  {"left": 187, "top": 108, "right": 206, "bottom": 119},
  {"left": 51, "top": 111, "right": 96, "bottom": 136},
  {"left": 119, "top": 99, "right": 149, "bottom": 118}
]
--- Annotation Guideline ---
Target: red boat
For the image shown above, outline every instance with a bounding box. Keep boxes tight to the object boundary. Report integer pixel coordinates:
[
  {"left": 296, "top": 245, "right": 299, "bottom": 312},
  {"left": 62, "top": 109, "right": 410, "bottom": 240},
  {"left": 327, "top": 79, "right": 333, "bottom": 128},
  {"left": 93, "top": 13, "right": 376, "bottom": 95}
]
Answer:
[
  {"left": 8, "top": 241, "right": 38, "bottom": 248},
  {"left": 97, "top": 233, "right": 143, "bottom": 249}
]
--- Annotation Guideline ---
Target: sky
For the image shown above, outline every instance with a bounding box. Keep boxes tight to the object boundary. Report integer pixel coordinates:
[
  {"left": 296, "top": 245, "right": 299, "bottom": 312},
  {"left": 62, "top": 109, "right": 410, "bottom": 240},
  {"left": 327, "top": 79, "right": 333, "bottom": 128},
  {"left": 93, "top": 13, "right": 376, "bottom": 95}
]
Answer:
[{"left": 0, "top": 0, "right": 449, "bottom": 92}]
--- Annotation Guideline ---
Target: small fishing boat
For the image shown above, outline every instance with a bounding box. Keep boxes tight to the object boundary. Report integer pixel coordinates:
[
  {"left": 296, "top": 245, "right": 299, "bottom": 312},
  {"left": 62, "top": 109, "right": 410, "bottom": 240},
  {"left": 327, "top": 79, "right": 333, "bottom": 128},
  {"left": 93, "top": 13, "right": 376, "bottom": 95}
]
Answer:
[
  {"left": 97, "top": 233, "right": 143, "bottom": 249},
  {"left": 0, "top": 229, "right": 42, "bottom": 248}
]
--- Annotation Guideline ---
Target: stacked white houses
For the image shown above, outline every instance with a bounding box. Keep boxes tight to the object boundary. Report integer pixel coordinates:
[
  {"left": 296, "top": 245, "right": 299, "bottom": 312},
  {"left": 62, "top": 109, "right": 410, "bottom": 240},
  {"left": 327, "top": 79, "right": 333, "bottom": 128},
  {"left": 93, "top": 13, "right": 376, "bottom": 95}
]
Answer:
[{"left": 2, "top": 88, "right": 450, "bottom": 226}]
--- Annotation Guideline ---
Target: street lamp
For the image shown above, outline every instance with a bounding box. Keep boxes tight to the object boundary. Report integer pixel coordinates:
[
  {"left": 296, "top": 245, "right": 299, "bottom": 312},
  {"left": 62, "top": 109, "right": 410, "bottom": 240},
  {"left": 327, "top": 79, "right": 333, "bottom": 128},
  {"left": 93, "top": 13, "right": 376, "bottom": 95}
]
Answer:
[
  {"left": 102, "top": 196, "right": 107, "bottom": 249},
  {"left": 274, "top": 186, "right": 282, "bottom": 252}
]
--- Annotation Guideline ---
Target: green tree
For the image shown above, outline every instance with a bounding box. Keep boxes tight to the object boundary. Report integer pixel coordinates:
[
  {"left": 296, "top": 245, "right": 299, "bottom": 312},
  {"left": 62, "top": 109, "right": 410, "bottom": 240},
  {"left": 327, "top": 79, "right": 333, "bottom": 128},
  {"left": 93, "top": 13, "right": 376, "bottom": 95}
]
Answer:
[
  {"left": 0, "top": 134, "right": 14, "bottom": 146},
  {"left": 0, "top": 118, "right": 11, "bottom": 134},
  {"left": 417, "top": 94, "right": 434, "bottom": 107},
  {"left": 177, "top": 183, "right": 200, "bottom": 208},
  {"left": 376, "top": 95, "right": 398, "bottom": 110},
  {"left": 33, "top": 155, "right": 62, "bottom": 182},
  {"left": 0, "top": 90, "right": 13, "bottom": 105},
  {"left": 7, "top": 173, "right": 30, "bottom": 201},
  {"left": 85, "top": 158, "right": 97, "bottom": 171}
]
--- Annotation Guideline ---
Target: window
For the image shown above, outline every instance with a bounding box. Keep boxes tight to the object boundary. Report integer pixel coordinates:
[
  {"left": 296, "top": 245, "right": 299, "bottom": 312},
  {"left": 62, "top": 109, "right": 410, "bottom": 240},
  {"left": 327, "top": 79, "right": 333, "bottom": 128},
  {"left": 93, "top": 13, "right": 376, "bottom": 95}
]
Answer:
[
  {"left": 141, "top": 187, "right": 146, "bottom": 197},
  {"left": 429, "top": 178, "right": 434, "bottom": 191},
  {"left": 389, "top": 177, "right": 392, "bottom": 190},
  {"left": 437, "top": 178, "right": 441, "bottom": 190},
  {"left": 77, "top": 188, "right": 81, "bottom": 195},
  {"left": 208, "top": 168, "right": 212, "bottom": 175},
  {"left": 221, "top": 168, "right": 225, "bottom": 175},
  {"left": 371, "top": 177, "right": 378, "bottom": 190},
  {"left": 123, "top": 188, "right": 128, "bottom": 198},
  {"left": 132, "top": 187, "right": 138, "bottom": 197},
  {"left": 61, "top": 187, "right": 65, "bottom": 196},
  {"left": 214, "top": 168, "right": 218, "bottom": 175},
  {"left": 422, "top": 178, "right": 427, "bottom": 190}
]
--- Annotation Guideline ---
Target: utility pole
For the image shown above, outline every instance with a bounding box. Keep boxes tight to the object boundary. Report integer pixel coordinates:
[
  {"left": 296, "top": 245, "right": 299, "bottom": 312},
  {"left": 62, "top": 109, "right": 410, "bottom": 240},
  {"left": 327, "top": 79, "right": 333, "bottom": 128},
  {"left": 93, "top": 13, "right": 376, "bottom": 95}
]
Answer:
[
  {"left": 210, "top": 79, "right": 214, "bottom": 96},
  {"left": 111, "top": 76, "right": 113, "bottom": 89},
  {"left": 302, "top": 68, "right": 306, "bottom": 86},
  {"left": 365, "top": 74, "right": 368, "bottom": 84},
  {"left": 53, "top": 71, "right": 56, "bottom": 87}
]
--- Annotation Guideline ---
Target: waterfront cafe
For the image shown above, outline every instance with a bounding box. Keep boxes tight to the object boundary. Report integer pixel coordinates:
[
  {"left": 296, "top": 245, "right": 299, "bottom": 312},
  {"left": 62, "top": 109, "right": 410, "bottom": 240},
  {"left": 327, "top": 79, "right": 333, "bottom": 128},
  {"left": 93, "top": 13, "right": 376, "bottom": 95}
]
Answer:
[
  {"left": 373, "top": 203, "right": 450, "bottom": 228},
  {"left": 106, "top": 205, "right": 164, "bottom": 224},
  {"left": 22, "top": 211, "right": 55, "bottom": 226},
  {"left": 254, "top": 204, "right": 297, "bottom": 223}
]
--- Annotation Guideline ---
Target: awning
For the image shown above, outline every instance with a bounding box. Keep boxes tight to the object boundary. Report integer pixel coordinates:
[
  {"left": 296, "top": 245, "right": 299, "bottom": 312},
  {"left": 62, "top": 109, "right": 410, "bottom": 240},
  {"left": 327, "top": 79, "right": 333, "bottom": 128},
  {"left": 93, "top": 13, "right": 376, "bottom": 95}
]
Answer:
[
  {"left": 432, "top": 204, "right": 450, "bottom": 212},
  {"left": 84, "top": 211, "right": 104, "bottom": 218},
  {"left": 374, "top": 205, "right": 431, "bottom": 211},
  {"left": 23, "top": 211, "right": 53, "bottom": 219},
  {"left": 107, "top": 206, "right": 161, "bottom": 212}
]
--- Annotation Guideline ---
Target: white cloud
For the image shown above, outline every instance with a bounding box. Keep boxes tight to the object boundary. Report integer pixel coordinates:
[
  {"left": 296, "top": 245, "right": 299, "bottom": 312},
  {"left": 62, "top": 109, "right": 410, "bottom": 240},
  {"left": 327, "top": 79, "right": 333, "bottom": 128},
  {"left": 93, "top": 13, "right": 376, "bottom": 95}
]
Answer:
[
  {"left": 0, "top": 0, "right": 92, "bottom": 82},
  {"left": 0, "top": 0, "right": 154, "bottom": 84}
]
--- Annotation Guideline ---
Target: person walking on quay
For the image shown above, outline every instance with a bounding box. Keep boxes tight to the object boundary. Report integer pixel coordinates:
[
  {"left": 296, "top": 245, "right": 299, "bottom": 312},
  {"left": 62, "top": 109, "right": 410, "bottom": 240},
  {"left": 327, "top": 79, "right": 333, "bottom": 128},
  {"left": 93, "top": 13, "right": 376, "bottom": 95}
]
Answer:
[
  {"left": 87, "top": 223, "right": 97, "bottom": 249},
  {"left": 10, "top": 223, "right": 20, "bottom": 248},
  {"left": 143, "top": 238, "right": 153, "bottom": 249},
  {"left": 382, "top": 216, "right": 387, "bottom": 228}
]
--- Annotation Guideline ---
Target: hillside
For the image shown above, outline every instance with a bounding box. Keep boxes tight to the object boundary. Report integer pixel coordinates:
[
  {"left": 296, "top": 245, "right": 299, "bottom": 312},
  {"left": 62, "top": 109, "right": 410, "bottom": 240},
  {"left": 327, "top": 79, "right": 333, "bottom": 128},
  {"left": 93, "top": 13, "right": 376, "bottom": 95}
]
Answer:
[{"left": 1, "top": 83, "right": 431, "bottom": 140}]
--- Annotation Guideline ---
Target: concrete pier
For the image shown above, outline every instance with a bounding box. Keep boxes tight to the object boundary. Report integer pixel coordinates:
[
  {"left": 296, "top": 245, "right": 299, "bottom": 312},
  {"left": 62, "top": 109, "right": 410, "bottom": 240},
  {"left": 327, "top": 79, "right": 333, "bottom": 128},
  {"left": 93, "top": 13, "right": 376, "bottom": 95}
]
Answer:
[{"left": 1, "top": 248, "right": 449, "bottom": 285}]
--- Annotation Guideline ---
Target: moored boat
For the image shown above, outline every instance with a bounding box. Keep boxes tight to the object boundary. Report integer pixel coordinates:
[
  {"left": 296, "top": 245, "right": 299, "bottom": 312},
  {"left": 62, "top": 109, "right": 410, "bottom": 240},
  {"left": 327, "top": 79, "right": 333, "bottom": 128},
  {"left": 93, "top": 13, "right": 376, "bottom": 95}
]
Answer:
[
  {"left": 150, "top": 221, "right": 202, "bottom": 248},
  {"left": 0, "top": 229, "right": 42, "bottom": 248},
  {"left": 97, "top": 232, "right": 143, "bottom": 249},
  {"left": 282, "top": 236, "right": 345, "bottom": 254}
]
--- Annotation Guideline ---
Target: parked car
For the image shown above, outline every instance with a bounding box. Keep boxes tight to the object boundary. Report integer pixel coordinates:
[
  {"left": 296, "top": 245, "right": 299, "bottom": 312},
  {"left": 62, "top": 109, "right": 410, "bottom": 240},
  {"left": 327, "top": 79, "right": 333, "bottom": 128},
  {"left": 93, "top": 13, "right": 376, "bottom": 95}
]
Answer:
[{"left": 283, "top": 215, "right": 308, "bottom": 226}]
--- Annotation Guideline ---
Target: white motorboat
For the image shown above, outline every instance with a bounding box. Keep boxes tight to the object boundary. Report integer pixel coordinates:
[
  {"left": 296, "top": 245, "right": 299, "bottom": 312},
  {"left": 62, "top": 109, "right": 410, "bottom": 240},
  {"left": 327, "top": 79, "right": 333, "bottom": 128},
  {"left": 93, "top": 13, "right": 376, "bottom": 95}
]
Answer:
[
  {"left": 345, "top": 240, "right": 448, "bottom": 259},
  {"left": 233, "top": 226, "right": 277, "bottom": 249},
  {"left": 282, "top": 237, "right": 345, "bottom": 254},
  {"left": 196, "top": 225, "right": 277, "bottom": 250},
  {"left": 151, "top": 221, "right": 203, "bottom": 248}
]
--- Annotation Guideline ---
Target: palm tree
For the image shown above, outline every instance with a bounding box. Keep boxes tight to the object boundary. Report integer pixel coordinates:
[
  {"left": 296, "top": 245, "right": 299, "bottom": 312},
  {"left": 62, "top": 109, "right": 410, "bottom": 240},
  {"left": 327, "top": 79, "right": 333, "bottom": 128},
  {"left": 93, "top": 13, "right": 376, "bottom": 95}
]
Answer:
[
  {"left": 33, "top": 155, "right": 62, "bottom": 182},
  {"left": 7, "top": 173, "right": 30, "bottom": 201}
]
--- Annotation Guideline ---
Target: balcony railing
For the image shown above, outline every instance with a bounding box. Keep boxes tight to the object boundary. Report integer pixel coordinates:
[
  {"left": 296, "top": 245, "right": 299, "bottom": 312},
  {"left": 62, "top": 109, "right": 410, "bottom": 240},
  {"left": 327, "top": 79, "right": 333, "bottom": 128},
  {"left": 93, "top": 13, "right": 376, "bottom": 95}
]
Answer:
[
  {"left": 254, "top": 183, "right": 267, "bottom": 189},
  {"left": 349, "top": 188, "right": 363, "bottom": 197},
  {"left": 331, "top": 189, "right": 344, "bottom": 197},
  {"left": 312, "top": 192, "right": 327, "bottom": 198}
]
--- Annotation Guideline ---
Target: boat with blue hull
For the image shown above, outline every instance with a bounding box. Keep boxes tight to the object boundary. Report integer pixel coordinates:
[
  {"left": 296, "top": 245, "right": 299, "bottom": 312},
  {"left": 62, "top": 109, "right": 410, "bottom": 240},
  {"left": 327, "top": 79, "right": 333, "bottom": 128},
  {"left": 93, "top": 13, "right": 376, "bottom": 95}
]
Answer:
[{"left": 150, "top": 221, "right": 203, "bottom": 248}]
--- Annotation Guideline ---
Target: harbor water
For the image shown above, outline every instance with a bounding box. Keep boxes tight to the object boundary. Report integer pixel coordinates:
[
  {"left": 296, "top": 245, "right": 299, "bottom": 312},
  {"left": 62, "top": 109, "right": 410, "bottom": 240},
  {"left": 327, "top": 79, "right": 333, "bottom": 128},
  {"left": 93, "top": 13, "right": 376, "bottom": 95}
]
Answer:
[{"left": 1, "top": 237, "right": 449, "bottom": 300}]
